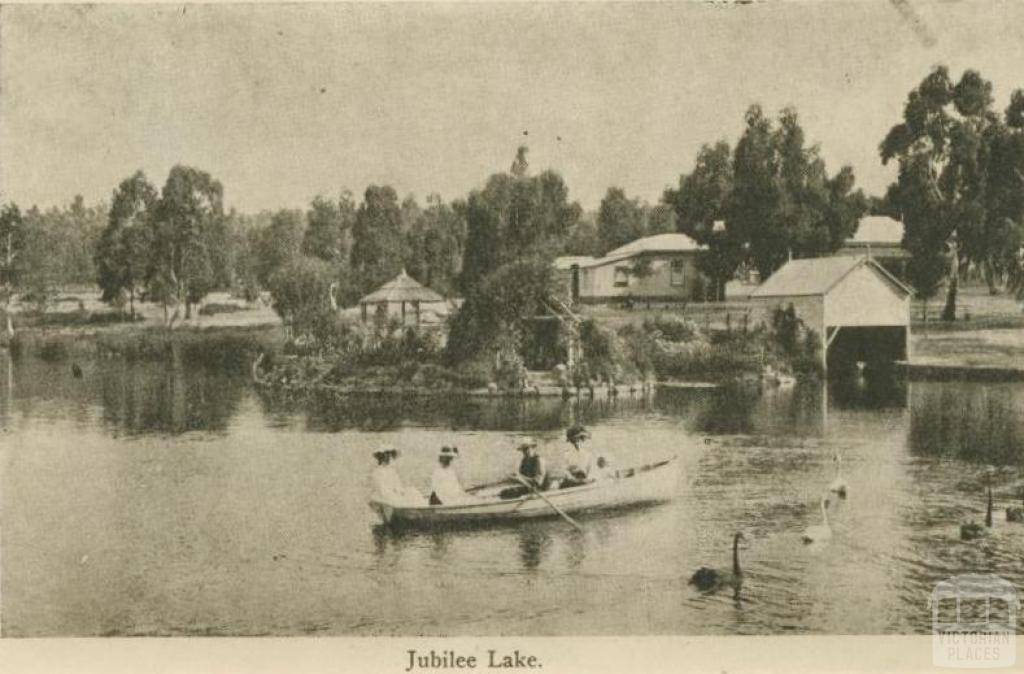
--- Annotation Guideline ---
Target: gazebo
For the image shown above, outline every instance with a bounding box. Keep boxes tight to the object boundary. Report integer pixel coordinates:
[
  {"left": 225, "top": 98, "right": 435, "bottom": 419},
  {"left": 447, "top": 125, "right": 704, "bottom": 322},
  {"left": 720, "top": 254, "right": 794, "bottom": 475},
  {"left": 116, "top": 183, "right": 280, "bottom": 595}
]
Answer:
[{"left": 358, "top": 269, "right": 448, "bottom": 326}]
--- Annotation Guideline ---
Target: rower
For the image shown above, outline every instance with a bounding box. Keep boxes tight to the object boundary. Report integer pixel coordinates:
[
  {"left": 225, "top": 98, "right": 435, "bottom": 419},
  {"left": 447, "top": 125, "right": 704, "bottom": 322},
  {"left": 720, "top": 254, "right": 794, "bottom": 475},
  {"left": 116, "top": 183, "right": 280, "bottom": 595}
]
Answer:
[
  {"left": 429, "top": 446, "right": 473, "bottom": 505},
  {"left": 500, "top": 437, "right": 554, "bottom": 499}
]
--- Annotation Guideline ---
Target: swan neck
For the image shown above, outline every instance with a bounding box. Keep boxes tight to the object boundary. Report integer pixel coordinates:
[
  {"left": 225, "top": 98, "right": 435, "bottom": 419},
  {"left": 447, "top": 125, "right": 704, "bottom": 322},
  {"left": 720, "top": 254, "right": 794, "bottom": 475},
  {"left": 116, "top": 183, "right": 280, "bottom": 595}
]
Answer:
[
  {"left": 732, "top": 535, "right": 741, "bottom": 576},
  {"left": 986, "top": 487, "right": 993, "bottom": 527},
  {"left": 822, "top": 500, "right": 829, "bottom": 527}
]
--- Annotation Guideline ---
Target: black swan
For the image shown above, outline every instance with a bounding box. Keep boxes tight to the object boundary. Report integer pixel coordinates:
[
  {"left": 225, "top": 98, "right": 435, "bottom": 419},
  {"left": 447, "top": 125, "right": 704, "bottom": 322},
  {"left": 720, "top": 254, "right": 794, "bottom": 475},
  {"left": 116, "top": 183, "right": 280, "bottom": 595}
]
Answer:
[{"left": 689, "top": 532, "right": 746, "bottom": 596}]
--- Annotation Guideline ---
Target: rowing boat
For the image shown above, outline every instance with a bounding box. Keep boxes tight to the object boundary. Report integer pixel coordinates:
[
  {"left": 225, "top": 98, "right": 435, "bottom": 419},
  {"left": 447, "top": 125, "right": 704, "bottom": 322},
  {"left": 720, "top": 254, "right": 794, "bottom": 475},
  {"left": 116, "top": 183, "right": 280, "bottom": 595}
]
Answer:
[{"left": 368, "top": 456, "right": 679, "bottom": 527}]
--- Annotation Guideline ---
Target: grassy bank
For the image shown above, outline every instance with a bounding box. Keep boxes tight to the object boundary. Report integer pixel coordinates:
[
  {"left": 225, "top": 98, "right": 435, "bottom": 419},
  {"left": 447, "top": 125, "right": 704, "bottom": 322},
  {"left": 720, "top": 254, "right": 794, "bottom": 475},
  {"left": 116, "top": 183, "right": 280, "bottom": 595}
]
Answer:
[{"left": 9, "top": 324, "right": 285, "bottom": 373}]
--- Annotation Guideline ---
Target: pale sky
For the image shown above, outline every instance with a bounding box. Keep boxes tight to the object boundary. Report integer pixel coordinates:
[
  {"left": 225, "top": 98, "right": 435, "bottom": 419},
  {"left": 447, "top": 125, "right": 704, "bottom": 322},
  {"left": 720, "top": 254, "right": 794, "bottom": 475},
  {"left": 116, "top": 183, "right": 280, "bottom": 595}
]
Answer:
[{"left": 2, "top": 2, "right": 1024, "bottom": 214}]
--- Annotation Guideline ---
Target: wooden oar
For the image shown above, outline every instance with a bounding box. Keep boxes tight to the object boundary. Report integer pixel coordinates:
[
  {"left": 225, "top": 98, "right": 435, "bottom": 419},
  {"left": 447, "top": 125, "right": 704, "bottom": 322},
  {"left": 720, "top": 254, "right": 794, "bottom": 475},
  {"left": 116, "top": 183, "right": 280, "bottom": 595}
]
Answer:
[{"left": 515, "top": 476, "right": 583, "bottom": 530}]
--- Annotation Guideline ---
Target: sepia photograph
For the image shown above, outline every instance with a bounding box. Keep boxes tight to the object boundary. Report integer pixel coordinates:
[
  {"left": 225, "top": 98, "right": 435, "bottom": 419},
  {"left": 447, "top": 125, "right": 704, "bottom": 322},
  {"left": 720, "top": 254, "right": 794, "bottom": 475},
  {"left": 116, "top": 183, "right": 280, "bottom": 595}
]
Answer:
[{"left": 2, "top": 1, "right": 1024, "bottom": 671}]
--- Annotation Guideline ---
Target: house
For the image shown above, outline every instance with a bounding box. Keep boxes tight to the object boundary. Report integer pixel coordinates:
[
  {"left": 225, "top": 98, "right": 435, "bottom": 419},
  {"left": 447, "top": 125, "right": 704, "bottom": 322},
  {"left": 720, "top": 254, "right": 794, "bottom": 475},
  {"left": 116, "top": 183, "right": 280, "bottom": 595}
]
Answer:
[
  {"left": 749, "top": 256, "right": 912, "bottom": 373},
  {"left": 358, "top": 269, "right": 452, "bottom": 327},
  {"left": 836, "top": 215, "right": 909, "bottom": 279},
  {"left": 554, "top": 233, "right": 704, "bottom": 304}
]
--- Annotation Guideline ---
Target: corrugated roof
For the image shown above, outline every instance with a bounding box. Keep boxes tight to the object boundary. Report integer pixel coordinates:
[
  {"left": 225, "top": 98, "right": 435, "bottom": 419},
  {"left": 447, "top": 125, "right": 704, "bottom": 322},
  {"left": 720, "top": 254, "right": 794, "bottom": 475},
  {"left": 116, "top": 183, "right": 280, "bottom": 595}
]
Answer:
[
  {"left": 359, "top": 269, "right": 446, "bottom": 304},
  {"left": 849, "top": 215, "right": 904, "bottom": 245},
  {"left": 750, "top": 256, "right": 911, "bottom": 298},
  {"left": 605, "top": 233, "right": 701, "bottom": 258}
]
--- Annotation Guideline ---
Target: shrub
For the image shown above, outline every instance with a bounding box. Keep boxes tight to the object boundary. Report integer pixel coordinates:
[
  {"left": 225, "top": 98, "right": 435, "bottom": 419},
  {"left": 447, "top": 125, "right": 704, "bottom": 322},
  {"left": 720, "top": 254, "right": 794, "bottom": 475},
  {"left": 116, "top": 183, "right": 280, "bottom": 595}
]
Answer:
[
  {"left": 198, "top": 303, "right": 247, "bottom": 316},
  {"left": 641, "top": 315, "right": 700, "bottom": 342},
  {"left": 38, "top": 338, "right": 70, "bottom": 361}
]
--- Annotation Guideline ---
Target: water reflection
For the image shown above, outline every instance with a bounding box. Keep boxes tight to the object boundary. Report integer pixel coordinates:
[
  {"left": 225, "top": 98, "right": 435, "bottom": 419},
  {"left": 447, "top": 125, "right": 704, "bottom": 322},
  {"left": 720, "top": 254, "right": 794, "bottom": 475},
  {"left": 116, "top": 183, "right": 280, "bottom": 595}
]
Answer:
[
  {"left": 517, "top": 525, "right": 553, "bottom": 570},
  {"left": 9, "top": 350, "right": 1024, "bottom": 636},
  {"left": 909, "top": 383, "right": 1024, "bottom": 465},
  {"left": 256, "top": 387, "right": 659, "bottom": 433}
]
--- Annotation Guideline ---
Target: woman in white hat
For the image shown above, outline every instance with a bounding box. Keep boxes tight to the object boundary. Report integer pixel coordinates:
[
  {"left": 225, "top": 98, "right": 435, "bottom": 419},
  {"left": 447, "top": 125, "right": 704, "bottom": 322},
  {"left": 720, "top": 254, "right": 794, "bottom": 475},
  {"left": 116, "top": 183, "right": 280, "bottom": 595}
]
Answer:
[
  {"left": 429, "top": 446, "right": 473, "bottom": 506},
  {"left": 372, "top": 447, "right": 424, "bottom": 506}
]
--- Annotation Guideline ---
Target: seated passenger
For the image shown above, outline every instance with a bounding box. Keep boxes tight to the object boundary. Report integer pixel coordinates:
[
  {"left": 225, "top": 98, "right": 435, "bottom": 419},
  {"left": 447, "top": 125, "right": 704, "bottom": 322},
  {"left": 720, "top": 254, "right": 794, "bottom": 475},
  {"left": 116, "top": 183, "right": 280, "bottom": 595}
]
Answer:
[
  {"left": 371, "top": 447, "right": 424, "bottom": 506},
  {"left": 560, "top": 424, "right": 596, "bottom": 487},
  {"left": 429, "top": 446, "right": 474, "bottom": 506}
]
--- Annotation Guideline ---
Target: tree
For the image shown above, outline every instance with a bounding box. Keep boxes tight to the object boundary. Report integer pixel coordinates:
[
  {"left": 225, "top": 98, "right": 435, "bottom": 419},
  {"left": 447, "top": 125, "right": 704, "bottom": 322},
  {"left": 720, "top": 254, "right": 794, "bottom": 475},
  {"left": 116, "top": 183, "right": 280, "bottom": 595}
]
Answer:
[
  {"left": 350, "top": 185, "right": 405, "bottom": 295},
  {"left": 446, "top": 255, "right": 558, "bottom": 364},
  {"left": 254, "top": 209, "right": 304, "bottom": 287},
  {"left": 147, "top": 165, "right": 224, "bottom": 325},
  {"left": 267, "top": 256, "right": 336, "bottom": 342},
  {"left": 95, "top": 171, "right": 157, "bottom": 319},
  {"left": 666, "top": 106, "right": 866, "bottom": 295},
  {"left": 561, "top": 214, "right": 602, "bottom": 257},
  {"left": 460, "top": 148, "right": 581, "bottom": 291},
  {"left": 451, "top": 148, "right": 581, "bottom": 363},
  {"left": 403, "top": 194, "right": 466, "bottom": 296},
  {"left": 0, "top": 203, "right": 26, "bottom": 336},
  {"left": 303, "top": 191, "right": 355, "bottom": 263},
  {"left": 643, "top": 202, "right": 677, "bottom": 236},
  {"left": 666, "top": 141, "right": 738, "bottom": 299},
  {"left": 880, "top": 66, "right": 1006, "bottom": 320},
  {"left": 597, "top": 187, "right": 644, "bottom": 254}
]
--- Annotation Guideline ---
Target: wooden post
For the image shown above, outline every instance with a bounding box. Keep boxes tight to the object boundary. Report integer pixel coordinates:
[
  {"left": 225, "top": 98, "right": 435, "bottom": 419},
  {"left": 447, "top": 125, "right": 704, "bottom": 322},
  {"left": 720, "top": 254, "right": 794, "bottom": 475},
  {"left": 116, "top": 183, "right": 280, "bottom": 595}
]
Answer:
[{"left": 821, "top": 328, "right": 829, "bottom": 376}]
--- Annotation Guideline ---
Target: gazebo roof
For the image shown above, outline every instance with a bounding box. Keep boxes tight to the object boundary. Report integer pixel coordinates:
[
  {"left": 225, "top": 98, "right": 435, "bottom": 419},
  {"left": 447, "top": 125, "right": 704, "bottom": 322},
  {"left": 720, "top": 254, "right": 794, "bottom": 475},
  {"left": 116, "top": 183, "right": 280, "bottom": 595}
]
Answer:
[{"left": 359, "top": 269, "right": 445, "bottom": 304}]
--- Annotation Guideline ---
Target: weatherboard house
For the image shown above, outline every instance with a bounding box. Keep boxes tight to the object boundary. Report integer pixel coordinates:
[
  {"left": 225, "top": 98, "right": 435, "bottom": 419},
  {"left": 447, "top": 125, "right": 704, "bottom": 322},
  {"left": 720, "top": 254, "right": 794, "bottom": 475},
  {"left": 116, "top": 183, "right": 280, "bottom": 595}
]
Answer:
[
  {"left": 749, "top": 256, "right": 912, "bottom": 373},
  {"left": 555, "top": 233, "right": 704, "bottom": 305},
  {"left": 836, "top": 215, "right": 909, "bottom": 280}
]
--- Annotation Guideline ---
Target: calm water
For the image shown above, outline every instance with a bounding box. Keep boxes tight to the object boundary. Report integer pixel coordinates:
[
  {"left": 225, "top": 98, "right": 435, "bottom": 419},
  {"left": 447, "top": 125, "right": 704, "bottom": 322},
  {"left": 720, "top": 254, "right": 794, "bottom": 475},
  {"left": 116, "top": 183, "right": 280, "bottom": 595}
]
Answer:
[{"left": 2, "top": 353, "right": 1024, "bottom": 636}]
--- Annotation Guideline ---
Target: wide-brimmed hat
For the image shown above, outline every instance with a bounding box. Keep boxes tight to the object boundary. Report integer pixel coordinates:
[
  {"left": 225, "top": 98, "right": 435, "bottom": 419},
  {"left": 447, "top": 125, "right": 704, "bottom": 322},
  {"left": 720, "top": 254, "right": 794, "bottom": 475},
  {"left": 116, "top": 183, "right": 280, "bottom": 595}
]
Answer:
[
  {"left": 517, "top": 437, "right": 538, "bottom": 452},
  {"left": 439, "top": 446, "right": 460, "bottom": 460},
  {"left": 566, "top": 424, "right": 590, "bottom": 442}
]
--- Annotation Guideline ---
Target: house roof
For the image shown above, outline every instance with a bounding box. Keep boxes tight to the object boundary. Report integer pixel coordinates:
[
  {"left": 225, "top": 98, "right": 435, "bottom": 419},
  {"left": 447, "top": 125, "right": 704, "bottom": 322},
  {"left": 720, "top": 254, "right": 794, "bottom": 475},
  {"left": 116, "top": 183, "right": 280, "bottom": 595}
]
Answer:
[
  {"left": 848, "top": 215, "right": 904, "bottom": 245},
  {"left": 554, "top": 255, "right": 597, "bottom": 270},
  {"left": 359, "top": 269, "right": 446, "bottom": 304},
  {"left": 605, "top": 233, "right": 701, "bottom": 258},
  {"left": 750, "top": 256, "right": 911, "bottom": 298}
]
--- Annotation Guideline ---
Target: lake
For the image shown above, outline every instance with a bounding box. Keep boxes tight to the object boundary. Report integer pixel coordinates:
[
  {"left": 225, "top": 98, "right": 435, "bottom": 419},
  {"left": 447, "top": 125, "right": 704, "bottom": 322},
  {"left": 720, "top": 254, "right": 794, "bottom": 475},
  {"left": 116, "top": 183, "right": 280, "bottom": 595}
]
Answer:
[{"left": 2, "top": 353, "right": 1023, "bottom": 636}]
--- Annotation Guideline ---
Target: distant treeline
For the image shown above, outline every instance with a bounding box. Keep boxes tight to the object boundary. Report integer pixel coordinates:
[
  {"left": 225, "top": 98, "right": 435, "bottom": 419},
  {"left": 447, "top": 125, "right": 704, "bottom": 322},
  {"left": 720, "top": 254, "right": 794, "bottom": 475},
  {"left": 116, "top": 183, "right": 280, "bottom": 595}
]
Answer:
[{"left": 2, "top": 64, "right": 1023, "bottom": 345}]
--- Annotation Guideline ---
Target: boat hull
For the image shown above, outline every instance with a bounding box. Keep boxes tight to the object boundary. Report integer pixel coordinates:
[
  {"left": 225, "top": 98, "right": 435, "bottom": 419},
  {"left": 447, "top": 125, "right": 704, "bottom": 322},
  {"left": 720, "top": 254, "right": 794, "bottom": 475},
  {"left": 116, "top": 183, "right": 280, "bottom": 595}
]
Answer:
[{"left": 368, "top": 457, "right": 679, "bottom": 527}]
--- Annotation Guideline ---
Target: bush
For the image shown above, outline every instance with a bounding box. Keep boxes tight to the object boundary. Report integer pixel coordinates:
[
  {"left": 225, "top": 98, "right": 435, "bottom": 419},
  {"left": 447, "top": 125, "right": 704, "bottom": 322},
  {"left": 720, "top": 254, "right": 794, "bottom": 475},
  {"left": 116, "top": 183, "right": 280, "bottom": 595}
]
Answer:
[
  {"left": 38, "top": 338, "right": 71, "bottom": 361},
  {"left": 198, "top": 303, "right": 247, "bottom": 316},
  {"left": 641, "top": 315, "right": 700, "bottom": 342}
]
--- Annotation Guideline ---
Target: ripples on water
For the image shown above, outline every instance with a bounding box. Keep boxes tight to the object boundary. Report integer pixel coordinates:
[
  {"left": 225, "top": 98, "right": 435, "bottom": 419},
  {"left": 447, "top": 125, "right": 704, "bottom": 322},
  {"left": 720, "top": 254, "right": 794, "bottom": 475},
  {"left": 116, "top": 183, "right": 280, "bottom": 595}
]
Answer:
[{"left": 2, "top": 354, "right": 1024, "bottom": 636}]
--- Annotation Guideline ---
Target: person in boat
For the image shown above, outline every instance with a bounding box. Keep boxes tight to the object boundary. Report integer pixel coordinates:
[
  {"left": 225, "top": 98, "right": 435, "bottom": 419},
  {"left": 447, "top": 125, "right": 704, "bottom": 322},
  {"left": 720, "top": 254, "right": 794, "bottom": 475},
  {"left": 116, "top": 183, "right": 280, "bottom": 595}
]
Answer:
[
  {"left": 592, "top": 456, "right": 615, "bottom": 482},
  {"left": 429, "top": 446, "right": 474, "bottom": 506},
  {"left": 560, "top": 424, "right": 597, "bottom": 487},
  {"left": 372, "top": 447, "right": 424, "bottom": 506},
  {"left": 386, "top": 449, "right": 425, "bottom": 505},
  {"left": 500, "top": 438, "right": 555, "bottom": 499}
]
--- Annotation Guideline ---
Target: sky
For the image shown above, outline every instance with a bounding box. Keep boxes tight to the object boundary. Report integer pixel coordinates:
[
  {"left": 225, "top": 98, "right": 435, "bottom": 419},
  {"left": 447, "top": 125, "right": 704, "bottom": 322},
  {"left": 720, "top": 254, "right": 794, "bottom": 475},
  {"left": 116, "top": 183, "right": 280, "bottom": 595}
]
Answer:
[{"left": 2, "top": 2, "right": 1024, "bottom": 214}]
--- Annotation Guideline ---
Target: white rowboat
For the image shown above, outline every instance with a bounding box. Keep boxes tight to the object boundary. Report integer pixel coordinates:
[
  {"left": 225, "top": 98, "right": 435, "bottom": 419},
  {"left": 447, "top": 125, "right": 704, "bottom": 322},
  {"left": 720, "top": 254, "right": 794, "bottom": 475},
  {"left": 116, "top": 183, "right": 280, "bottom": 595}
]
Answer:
[{"left": 369, "top": 456, "right": 679, "bottom": 527}]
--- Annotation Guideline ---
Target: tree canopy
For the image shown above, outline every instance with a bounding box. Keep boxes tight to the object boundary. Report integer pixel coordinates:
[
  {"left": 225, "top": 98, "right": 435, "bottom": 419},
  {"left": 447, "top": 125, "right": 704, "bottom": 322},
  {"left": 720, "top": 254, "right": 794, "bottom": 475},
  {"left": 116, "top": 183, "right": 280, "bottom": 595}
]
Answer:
[{"left": 880, "top": 66, "right": 1024, "bottom": 318}]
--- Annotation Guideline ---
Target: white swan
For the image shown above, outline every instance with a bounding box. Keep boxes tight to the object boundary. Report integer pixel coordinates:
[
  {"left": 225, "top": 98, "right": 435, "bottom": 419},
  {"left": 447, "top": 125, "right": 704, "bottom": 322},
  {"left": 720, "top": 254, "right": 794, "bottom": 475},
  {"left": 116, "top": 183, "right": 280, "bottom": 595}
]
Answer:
[
  {"left": 828, "top": 453, "right": 848, "bottom": 499},
  {"left": 802, "top": 497, "right": 832, "bottom": 544}
]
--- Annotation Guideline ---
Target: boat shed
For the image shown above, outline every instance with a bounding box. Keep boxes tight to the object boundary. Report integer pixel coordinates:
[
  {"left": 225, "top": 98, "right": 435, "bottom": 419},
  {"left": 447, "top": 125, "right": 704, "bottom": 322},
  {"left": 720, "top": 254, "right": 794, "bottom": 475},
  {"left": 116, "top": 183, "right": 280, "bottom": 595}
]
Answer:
[{"left": 749, "top": 256, "right": 913, "bottom": 374}]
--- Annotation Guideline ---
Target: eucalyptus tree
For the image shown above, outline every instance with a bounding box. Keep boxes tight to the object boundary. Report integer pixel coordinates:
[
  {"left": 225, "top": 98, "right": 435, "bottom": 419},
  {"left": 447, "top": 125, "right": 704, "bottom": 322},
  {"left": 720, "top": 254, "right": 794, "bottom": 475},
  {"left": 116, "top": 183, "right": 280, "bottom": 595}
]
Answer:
[
  {"left": 95, "top": 171, "right": 158, "bottom": 319},
  {"left": 880, "top": 66, "right": 1022, "bottom": 319}
]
